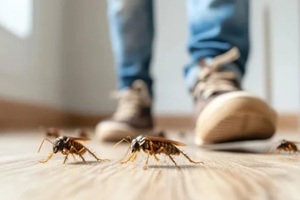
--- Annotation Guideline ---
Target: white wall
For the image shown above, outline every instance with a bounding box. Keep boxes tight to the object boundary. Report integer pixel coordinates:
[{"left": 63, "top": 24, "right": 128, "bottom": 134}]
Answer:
[
  {"left": 62, "top": 0, "right": 116, "bottom": 114},
  {"left": 152, "top": 0, "right": 191, "bottom": 114},
  {"left": 0, "top": 0, "right": 64, "bottom": 108},
  {"left": 269, "top": 0, "right": 300, "bottom": 113}
]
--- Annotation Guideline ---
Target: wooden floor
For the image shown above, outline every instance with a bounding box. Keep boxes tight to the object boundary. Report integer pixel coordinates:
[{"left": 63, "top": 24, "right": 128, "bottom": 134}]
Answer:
[{"left": 1, "top": 130, "right": 300, "bottom": 200}]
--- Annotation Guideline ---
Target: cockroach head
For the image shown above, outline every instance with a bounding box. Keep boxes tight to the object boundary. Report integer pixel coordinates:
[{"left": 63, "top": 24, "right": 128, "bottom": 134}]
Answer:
[
  {"left": 131, "top": 135, "right": 146, "bottom": 152},
  {"left": 53, "top": 136, "right": 68, "bottom": 153}
]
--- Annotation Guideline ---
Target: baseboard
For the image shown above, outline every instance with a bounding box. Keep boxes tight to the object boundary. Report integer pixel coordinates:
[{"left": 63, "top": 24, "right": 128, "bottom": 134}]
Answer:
[
  {"left": 0, "top": 98, "right": 298, "bottom": 131},
  {"left": 276, "top": 113, "right": 298, "bottom": 131},
  {"left": 0, "top": 98, "right": 72, "bottom": 130}
]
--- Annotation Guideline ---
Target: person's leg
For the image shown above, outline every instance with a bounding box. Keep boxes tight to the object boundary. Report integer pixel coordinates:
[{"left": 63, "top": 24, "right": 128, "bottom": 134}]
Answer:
[
  {"left": 96, "top": 0, "right": 155, "bottom": 142},
  {"left": 185, "top": 0, "right": 249, "bottom": 90},
  {"left": 184, "top": 0, "right": 277, "bottom": 144},
  {"left": 107, "top": 0, "right": 154, "bottom": 95}
]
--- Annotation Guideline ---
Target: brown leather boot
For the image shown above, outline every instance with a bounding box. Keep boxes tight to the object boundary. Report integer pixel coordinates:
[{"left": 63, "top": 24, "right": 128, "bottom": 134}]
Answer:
[
  {"left": 95, "top": 80, "right": 153, "bottom": 142},
  {"left": 193, "top": 48, "right": 277, "bottom": 145}
]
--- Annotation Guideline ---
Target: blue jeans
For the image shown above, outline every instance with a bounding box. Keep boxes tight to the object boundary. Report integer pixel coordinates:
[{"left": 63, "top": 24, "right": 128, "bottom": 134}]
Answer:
[{"left": 107, "top": 0, "right": 249, "bottom": 95}]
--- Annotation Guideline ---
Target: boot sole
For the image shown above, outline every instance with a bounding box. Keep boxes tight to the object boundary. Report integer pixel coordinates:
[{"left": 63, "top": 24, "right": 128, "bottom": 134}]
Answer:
[{"left": 195, "top": 91, "right": 277, "bottom": 145}]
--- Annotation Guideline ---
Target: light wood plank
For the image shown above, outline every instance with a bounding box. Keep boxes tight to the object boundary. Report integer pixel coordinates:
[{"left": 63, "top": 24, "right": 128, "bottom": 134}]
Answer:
[{"left": 0, "top": 131, "right": 300, "bottom": 200}]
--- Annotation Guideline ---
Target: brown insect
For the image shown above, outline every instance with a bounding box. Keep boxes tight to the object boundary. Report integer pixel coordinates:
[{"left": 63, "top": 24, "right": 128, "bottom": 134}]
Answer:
[
  {"left": 153, "top": 130, "right": 166, "bottom": 138},
  {"left": 41, "top": 127, "right": 61, "bottom": 138},
  {"left": 42, "top": 127, "right": 90, "bottom": 139},
  {"left": 276, "top": 139, "right": 300, "bottom": 154},
  {"left": 75, "top": 129, "right": 89, "bottom": 138},
  {"left": 38, "top": 135, "right": 109, "bottom": 164},
  {"left": 115, "top": 135, "right": 203, "bottom": 169}
]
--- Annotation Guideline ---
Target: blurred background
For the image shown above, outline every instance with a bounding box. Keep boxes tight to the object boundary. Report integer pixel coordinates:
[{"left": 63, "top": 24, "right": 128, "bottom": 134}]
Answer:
[{"left": 0, "top": 0, "right": 299, "bottom": 131}]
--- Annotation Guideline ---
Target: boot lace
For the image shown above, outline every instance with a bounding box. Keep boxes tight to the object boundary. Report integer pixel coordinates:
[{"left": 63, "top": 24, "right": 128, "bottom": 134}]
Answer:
[{"left": 193, "top": 47, "right": 241, "bottom": 100}]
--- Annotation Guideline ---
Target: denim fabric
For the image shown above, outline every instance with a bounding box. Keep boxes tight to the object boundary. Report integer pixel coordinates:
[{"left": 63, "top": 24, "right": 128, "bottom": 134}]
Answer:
[{"left": 107, "top": 0, "right": 249, "bottom": 95}]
